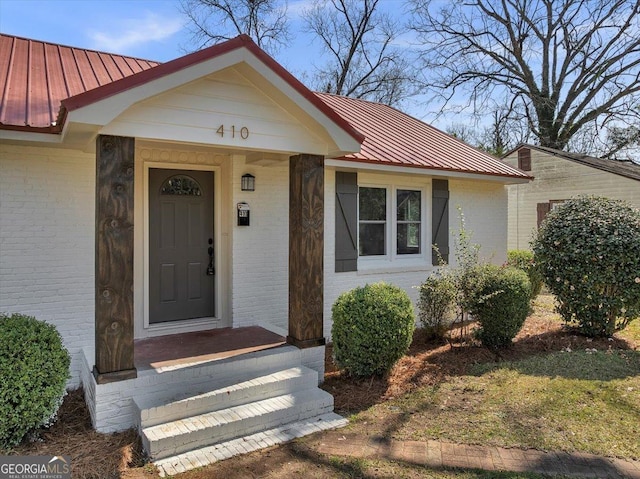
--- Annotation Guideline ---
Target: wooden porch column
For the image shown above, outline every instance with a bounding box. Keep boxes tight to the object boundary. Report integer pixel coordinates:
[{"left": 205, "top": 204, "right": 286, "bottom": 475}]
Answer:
[
  {"left": 288, "top": 154, "right": 325, "bottom": 348},
  {"left": 94, "top": 135, "right": 137, "bottom": 384}
]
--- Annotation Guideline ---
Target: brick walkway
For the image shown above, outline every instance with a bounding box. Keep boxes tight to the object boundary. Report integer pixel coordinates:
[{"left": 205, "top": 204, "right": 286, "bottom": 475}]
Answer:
[{"left": 313, "top": 431, "right": 640, "bottom": 478}]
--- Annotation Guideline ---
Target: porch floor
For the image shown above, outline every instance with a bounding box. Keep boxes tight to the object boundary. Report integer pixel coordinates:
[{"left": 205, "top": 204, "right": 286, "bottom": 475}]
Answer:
[{"left": 134, "top": 326, "right": 286, "bottom": 372}]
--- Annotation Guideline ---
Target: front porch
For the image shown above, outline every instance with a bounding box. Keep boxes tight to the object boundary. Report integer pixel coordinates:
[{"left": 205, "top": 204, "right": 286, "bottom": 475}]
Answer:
[
  {"left": 134, "top": 326, "right": 286, "bottom": 372},
  {"left": 81, "top": 325, "right": 338, "bottom": 475},
  {"left": 71, "top": 35, "right": 364, "bottom": 473}
]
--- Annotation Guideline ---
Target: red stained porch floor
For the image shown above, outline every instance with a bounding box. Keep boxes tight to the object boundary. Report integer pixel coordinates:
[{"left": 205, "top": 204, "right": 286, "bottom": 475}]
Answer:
[{"left": 134, "top": 326, "right": 286, "bottom": 372}]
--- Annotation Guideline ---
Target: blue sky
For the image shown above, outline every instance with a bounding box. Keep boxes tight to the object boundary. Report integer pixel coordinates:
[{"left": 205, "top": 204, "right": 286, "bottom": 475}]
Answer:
[
  {"left": 2, "top": 0, "right": 228, "bottom": 61},
  {"left": 0, "top": 0, "right": 435, "bottom": 121}
]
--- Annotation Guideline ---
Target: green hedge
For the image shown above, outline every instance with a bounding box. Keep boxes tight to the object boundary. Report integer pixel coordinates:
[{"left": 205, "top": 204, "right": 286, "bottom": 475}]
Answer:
[
  {"left": 331, "top": 282, "right": 415, "bottom": 377},
  {"left": 0, "top": 313, "right": 70, "bottom": 448},
  {"left": 470, "top": 265, "right": 531, "bottom": 349},
  {"left": 417, "top": 273, "right": 457, "bottom": 339},
  {"left": 507, "top": 249, "right": 543, "bottom": 299}
]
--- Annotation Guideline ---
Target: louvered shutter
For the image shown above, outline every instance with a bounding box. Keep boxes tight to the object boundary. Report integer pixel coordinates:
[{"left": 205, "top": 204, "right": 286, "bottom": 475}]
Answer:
[
  {"left": 432, "top": 179, "right": 450, "bottom": 265},
  {"left": 335, "top": 172, "right": 358, "bottom": 272},
  {"left": 518, "top": 148, "right": 532, "bottom": 171},
  {"left": 537, "top": 202, "right": 551, "bottom": 227}
]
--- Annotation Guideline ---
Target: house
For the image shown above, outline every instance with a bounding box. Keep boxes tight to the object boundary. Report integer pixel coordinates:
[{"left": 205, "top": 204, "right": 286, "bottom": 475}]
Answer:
[
  {"left": 0, "top": 33, "right": 529, "bottom": 473},
  {"left": 503, "top": 144, "right": 640, "bottom": 250}
]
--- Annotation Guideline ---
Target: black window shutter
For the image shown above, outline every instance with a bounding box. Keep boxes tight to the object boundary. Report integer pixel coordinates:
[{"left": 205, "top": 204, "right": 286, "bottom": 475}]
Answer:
[
  {"left": 335, "top": 172, "right": 358, "bottom": 272},
  {"left": 432, "top": 179, "right": 450, "bottom": 265}
]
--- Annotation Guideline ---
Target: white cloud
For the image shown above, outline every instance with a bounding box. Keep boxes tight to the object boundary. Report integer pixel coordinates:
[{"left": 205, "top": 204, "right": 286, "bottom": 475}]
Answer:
[
  {"left": 88, "top": 11, "right": 183, "bottom": 54},
  {"left": 287, "top": 0, "right": 316, "bottom": 19}
]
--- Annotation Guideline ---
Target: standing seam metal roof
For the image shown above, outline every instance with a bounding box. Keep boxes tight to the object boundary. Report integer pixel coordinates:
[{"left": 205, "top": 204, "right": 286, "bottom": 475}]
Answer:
[
  {"left": 316, "top": 92, "right": 529, "bottom": 179},
  {"left": 0, "top": 34, "right": 159, "bottom": 130},
  {"left": 0, "top": 33, "right": 529, "bottom": 180}
]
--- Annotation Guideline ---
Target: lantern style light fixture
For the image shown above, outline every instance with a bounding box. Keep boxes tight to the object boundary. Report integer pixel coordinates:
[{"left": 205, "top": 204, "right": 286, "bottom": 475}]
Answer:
[{"left": 241, "top": 173, "right": 255, "bottom": 191}]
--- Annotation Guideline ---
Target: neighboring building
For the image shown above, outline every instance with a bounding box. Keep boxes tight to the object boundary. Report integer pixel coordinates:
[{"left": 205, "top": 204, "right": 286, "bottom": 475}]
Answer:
[
  {"left": 503, "top": 144, "right": 640, "bottom": 251},
  {"left": 0, "top": 33, "right": 529, "bottom": 473}
]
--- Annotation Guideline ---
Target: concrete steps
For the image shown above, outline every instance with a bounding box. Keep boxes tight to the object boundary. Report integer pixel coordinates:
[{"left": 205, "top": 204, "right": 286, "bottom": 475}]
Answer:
[
  {"left": 135, "top": 362, "right": 346, "bottom": 476},
  {"left": 153, "top": 412, "right": 348, "bottom": 477},
  {"left": 137, "top": 366, "right": 318, "bottom": 429}
]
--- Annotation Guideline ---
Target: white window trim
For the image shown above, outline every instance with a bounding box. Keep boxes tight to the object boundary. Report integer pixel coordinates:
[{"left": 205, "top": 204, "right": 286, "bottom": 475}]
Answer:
[{"left": 357, "top": 182, "right": 430, "bottom": 270}]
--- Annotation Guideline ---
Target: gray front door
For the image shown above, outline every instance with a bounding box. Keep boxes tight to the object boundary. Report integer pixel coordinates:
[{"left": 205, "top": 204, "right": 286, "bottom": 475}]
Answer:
[{"left": 149, "top": 169, "right": 215, "bottom": 323}]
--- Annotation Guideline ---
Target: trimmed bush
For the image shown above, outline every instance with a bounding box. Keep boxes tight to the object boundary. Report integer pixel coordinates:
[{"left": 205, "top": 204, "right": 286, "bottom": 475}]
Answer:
[
  {"left": 532, "top": 196, "right": 640, "bottom": 337},
  {"left": 507, "top": 249, "right": 543, "bottom": 299},
  {"left": 417, "top": 273, "right": 457, "bottom": 339},
  {"left": 0, "top": 313, "right": 70, "bottom": 448},
  {"left": 331, "top": 282, "right": 415, "bottom": 377},
  {"left": 470, "top": 265, "right": 531, "bottom": 349}
]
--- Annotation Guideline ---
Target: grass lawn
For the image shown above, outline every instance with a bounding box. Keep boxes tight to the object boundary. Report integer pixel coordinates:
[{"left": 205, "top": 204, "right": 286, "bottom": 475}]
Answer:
[
  {"left": 378, "top": 350, "right": 640, "bottom": 459},
  {"left": 5, "top": 294, "right": 638, "bottom": 478}
]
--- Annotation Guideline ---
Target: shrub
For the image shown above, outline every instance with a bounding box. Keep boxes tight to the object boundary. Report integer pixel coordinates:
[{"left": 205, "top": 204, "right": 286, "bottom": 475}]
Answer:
[
  {"left": 507, "top": 249, "right": 543, "bottom": 298},
  {"left": 331, "top": 282, "right": 415, "bottom": 377},
  {"left": 0, "top": 313, "right": 70, "bottom": 448},
  {"left": 417, "top": 273, "right": 457, "bottom": 339},
  {"left": 532, "top": 196, "right": 640, "bottom": 337},
  {"left": 470, "top": 265, "right": 531, "bottom": 349}
]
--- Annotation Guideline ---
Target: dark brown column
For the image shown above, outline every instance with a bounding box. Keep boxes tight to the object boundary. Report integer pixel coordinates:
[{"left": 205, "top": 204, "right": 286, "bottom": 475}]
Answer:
[
  {"left": 94, "top": 135, "right": 137, "bottom": 384},
  {"left": 288, "top": 154, "right": 325, "bottom": 348}
]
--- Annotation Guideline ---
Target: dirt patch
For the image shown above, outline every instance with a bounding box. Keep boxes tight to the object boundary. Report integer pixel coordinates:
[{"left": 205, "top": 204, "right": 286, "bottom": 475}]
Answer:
[{"left": 5, "top": 295, "right": 637, "bottom": 478}]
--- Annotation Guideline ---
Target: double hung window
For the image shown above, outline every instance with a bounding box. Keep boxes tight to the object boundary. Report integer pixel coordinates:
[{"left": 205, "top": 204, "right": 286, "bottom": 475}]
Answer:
[{"left": 358, "top": 186, "right": 422, "bottom": 259}]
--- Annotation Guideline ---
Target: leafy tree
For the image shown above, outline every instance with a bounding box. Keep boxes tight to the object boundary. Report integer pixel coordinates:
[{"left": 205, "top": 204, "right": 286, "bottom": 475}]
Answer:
[
  {"left": 303, "top": 0, "right": 416, "bottom": 105},
  {"left": 409, "top": 0, "right": 640, "bottom": 157},
  {"left": 180, "top": 0, "right": 290, "bottom": 54},
  {"left": 532, "top": 196, "right": 640, "bottom": 337}
]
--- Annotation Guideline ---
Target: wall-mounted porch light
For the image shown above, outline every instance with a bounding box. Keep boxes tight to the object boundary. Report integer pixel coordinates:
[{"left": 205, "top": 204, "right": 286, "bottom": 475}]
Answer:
[{"left": 241, "top": 173, "right": 255, "bottom": 191}]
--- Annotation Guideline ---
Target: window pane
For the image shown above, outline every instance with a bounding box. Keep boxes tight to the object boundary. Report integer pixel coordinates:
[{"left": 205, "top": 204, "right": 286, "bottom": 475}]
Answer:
[
  {"left": 397, "top": 223, "right": 421, "bottom": 254},
  {"left": 359, "top": 187, "right": 386, "bottom": 221},
  {"left": 359, "top": 223, "right": 386, "bottom": 255},
  {"left": 160, "top": 175, "right": 202, "bottom": 196},
  {"left": 397, "top": 190, "right": 421, "bottom": 221}
]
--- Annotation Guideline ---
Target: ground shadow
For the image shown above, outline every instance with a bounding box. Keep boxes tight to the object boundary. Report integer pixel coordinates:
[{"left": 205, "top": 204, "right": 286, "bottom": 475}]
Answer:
[{"left": 325, "top": 316, "right": 638, "bottom": 416}]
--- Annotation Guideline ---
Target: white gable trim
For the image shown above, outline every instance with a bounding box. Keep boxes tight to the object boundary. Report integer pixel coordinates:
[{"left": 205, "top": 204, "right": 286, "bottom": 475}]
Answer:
[{"left": 63, "top": 48, "right": 361, "bottom": 156}]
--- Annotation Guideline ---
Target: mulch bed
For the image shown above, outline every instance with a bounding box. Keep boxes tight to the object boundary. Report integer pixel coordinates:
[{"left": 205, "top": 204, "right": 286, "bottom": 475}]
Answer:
[
  {"left": 6, "top": 389, "right": 145, "bottom": 479},
  {"left": 5, "top": 296, "right": 637, "bottom": 478},
  {"left": 323, "top": 312, "right": 637, "bottom": 415}
]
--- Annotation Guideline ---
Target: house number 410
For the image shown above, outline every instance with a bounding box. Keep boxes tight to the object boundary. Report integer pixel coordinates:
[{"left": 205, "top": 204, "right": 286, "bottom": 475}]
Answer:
[{"left": 216, "top": 125, "right": 249, "bottom": 139}]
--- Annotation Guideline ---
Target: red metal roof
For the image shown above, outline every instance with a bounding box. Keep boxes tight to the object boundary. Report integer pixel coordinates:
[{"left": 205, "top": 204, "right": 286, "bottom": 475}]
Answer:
[
  {"left": 0, "top": 33, "right": 363, "bottom": 143},
  {"left": 316, "top": 92, "right": 530, "bottom": 179},
  {"left": 0, "top": 33, "right": 528, "bottom": 179},
  {"left": 0, "top": 34, "right": 160, "bottom": 132}
]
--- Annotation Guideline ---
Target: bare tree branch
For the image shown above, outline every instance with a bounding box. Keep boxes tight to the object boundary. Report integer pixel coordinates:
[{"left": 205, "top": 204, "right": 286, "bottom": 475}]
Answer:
[
  {"left": 303, "top": 0, "right": 417, "bottom": 106},
  {"left": 409, "top": 0, "right": 640, "bottom": 157},
  {"left": 180, "top": 0, "right": 290, "bottom": 54}
]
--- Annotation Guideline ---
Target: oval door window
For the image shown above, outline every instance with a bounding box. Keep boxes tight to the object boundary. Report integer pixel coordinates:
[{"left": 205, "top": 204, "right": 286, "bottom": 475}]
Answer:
[{"left": 160, "top": 175, "right": 202, "bottom": 196}]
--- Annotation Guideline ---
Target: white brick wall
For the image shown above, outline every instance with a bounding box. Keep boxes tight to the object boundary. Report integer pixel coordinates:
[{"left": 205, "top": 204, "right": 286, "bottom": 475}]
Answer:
[
  {"left": 449, "top": 178, "right": 508, "bottom": 267},
  {"left": 0, "top": 142, "right": 509, "bottom": 391},
  {"left": 323, "top": 169, "right": 508, "bottom": 340},
  {"left": 231, "top": 158, "right": 289, "bottom": 333},
  {"left": 0, "top": 144, "right": 95, "bottom": 388}
]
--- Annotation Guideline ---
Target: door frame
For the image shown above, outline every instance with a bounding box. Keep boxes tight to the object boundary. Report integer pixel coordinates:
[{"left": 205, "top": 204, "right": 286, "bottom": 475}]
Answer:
[{"left": 142, "top": 162, "right": 224, "bottom": 335}]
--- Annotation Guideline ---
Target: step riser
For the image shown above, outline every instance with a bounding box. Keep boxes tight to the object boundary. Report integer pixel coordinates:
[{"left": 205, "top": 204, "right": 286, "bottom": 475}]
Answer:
[
  {"left": 153, "top": 413, "right": 349, "bottom": 477},
  {"left": 140, "top": 368, "right": 318, "bottom": 428},
  {"left": 136, "top": 346, "right": 302, "bottom": 408},
  {"left": 144, "top": 393, "right": 334, "bottom": 460}
]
